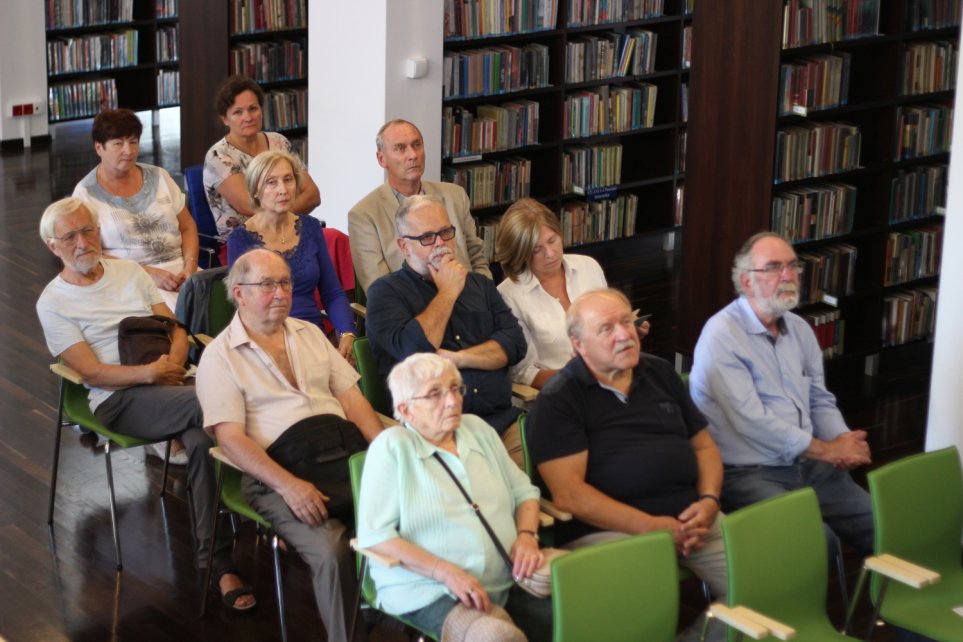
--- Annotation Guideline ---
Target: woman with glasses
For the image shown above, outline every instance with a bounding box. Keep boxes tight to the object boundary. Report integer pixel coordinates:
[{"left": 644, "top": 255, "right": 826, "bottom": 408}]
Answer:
[
  {"left": 357, "top": 352, "right": 551, "bottom": 642},
  {"left": 495, "top": 198, "right": 649, "bottom": 389},
  {"left": 227, "top": 151, "right": 357, "bottom": 362}
]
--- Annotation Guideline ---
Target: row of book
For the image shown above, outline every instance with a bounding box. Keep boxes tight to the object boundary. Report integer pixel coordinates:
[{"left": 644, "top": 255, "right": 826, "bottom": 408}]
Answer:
[
  {"left": 444, "top": 43, "right": 550, "bottom": 99},
  {"left": 444, "top": 0, "right": 558, "bottom": 39},
  {"left": 47, "top": 29, "right": 138, "bottom": 75},
  {"left": 230, "top": 0, "right": 306, "bottom": 35},
  {"left": 883, "top": 226, "right": 942, "bottom": 286},
  {"left": 48, "top": 77, "right": 117, "bottom": 121},
  {"left": 262, "top": 87, "right": 306, "bottom": 131},
  {"left": 778, "top": 53, "right": 851, "bottom": 116},
  {"left": 157, "top": 25, "right": 178, "bottom": 63},
  {"left": 560, "top": 193, "right": 639, "bottom": 246},
  {"left": 905, "top": 0, "right": 962, "bottom": 31},
  {"left": 774, "top": 121, "right": 862, "bottom": 183},
  {"left": 565, "top": 29, "right": 657, "bottom": 84},
  {"left": 562, "top": 143, "right": 623, "bottom": 193},
  {"left": 477, "top": 221, "right": 499, "bottom": 264},
  {"left": 230, "top": 40, "right": 305, "bottom": 83},
  {"left": 889, "top": 163, "right": 948, "bottom": 222},
  {"left": 156, "top": 0, "right": 177, "bottom": 19},
  {"left": 894, "top": 103, "right": 954, "bottom": 160},
  {"left": 797, "top": 242, "right": 857, "bottom": 304},
  {"left": 442, "top": 158, "right": 533, "bottom": 208},
  {"left": 799, "top": 307, "right": 845, "bottom": 359},
  {"left": 782, "top": 0, "right": 881, "bottom": 49},
  {"left": 682, "top": 24, "right": 692, "bottom": 68},
  {"left": 567, "top": 0, "right": 663, "bottom": 27},
  {"left": 46, "top": 0, "right": 133, "bottom": 29},
  {"left": 882, "top": 287, "right": 937, "bottom": 347},
  {"left": 442, "top": 101, "right": 540, "bottom": 159},
  {"left": 157, "top": 68, "right": 178, "bottom": 106},
  {"left": 771, "top": 182, "right": 857, "bottom": 242},
  {"left": 288, "top": 136, "right": 307, "bottom": 164},
  {"left": 901, "top": 40, "right": 957, "bottom": 96},
  {"left": 563, "top": 82, "right": 657, "bottom": 139}
]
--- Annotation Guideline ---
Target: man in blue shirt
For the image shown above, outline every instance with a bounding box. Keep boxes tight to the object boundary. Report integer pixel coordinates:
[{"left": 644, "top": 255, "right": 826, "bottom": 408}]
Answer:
[
  {"left": 365, "top": 195, "right": 526, "bottom": 460},
  {"left": 690, "top": 232, "right": 873, "bottom": 555}
]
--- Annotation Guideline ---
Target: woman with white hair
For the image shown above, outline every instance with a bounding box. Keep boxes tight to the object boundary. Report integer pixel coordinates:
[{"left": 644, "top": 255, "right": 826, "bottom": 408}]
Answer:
[{"left": 356, "top": 352, "right": 551, "bottom": 642}]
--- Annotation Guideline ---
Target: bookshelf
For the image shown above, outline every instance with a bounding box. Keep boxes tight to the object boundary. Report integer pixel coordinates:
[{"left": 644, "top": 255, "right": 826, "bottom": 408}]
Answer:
[
  {"left": 44, "top": 0, "right": 180, "bottom": 123},
  {"left": 178, "top": 0, "right": 308, "bottom": 168},
  {"left": 679, "top": 0, "right": 956, "bottom": 382}
]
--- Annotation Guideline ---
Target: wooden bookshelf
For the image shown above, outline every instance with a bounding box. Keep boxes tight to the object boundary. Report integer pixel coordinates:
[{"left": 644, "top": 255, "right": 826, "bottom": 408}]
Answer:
[
  {"left": 679, "top": 0, "right": 955, "bottom": 380},
  {"left": 44, "top": 0, "right": 180, "bottom": 122},
  {"left": 178, "top": 0, "right": 308, "bottom": 168}
]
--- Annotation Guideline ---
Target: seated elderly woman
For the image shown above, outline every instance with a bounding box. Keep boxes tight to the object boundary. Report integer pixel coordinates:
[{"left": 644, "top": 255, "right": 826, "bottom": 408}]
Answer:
[
  {"left": 356, "top": 353, "right": 552, "bottom": 642},
  {"left": 495, "top": 198, "right": 649, "bottom": 389}
]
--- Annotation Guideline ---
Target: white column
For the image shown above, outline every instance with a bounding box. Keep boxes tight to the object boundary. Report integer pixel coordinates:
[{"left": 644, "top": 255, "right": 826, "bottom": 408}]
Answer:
[{"left": 0, "top": 0, "right": 48, "bottom": 144}]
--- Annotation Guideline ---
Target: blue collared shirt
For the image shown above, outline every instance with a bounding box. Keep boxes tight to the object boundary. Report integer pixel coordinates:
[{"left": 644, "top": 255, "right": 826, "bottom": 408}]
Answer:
[{"left": 690, "top": 296, "right": 849, "bottom": 466}]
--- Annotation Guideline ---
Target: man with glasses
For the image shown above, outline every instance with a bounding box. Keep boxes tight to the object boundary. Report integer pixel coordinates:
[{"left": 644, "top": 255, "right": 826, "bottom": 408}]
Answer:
[
  {"left": 348, "top": 119, "right": 491, "bottom": 294},
  {"left": 196, "top": 248, "right": 383, "bottom": 642},
  {"left": 365, "top": 195, "right": 527, "bottom": 463},
  {"left": 35, "top": 197, "right": 253, "bottom": 610},
  {"left": 689, "top": 231, "right": 874, "bottom": 556}
]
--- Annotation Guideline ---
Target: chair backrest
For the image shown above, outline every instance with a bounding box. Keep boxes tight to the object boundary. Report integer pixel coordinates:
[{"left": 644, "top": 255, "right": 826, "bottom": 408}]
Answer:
[
  {"left": 184, "top": 164, "right": 221, "bottom": 266},
  {"left": 353, "top": 337, "right": 391, "bottom": 416},
  {"left": 722, "top": 488, "right": 830, "bottom": 629},
  {"left": 551, "top": 531, "right": 678, "bottom": 642},
  {"left": 175, "top": 266, "right": 233, "bottom": 341},
  {"left": 348, "top": 451, "right": 380, "bottom": 607},
  {"left": 868, "top": 446, "right": 963, "bottom": 578}
]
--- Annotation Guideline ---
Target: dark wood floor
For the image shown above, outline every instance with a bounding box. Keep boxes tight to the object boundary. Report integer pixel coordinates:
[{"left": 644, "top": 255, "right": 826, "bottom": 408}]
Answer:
[{"left": 0, "top": 109, "right": 926, "bottom": 641}]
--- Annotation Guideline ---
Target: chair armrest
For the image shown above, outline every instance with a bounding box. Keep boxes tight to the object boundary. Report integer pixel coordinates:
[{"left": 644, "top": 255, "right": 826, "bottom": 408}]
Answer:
[
  {"left": 538, "top": 511, "right": 555, "bottom": 528},
  {"left": 193, "top": 333, "right": 214, "bottom": 346},
  {"left": 50, "top": 362, "right": 84, "bottom": 385},
  {"left": 350, "top": 538, "right": 400, "bottom": 568},
  {"left": 539, "top": 497, "right": 573, "bottom": 522},
  {"left": 865, "top": 554, "right": 941, "bottom": 588},
  {"left": 350, "top": 303, "right": 366, "bottom": 319},
  {"left": 210, "top": 446, "right": 244, "bottom": 471},
  {"left": 709, "top": 603, "right": 795, "bottom": 640},
  {"left": 377, "top": 412, "right": 399, "bottom": 428},
  {"left": 511, "top": 383, "right": 538, "bottom": 402}
]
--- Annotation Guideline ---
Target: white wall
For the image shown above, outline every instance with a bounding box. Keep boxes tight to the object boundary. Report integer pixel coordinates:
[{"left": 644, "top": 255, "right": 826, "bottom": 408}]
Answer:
[
  {"left": 309, "top": 0, "right": 442, "bottom": 233},
  {"left": 0, "top": 0, "right": 48, "bottom": 144},
  {"left": 926, "top": 33, "right": 963, "bottom": 457}
]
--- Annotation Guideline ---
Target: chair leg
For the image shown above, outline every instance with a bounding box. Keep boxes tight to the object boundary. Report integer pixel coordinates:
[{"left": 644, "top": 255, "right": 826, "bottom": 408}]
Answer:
[
  {"left": 271, "top": 533, "right": 288, "bottom": 642},
  {"left": 843, "top": 565, "right": 870, "bottom": 635},
  {"left": 348, "top": 555, "right": 368, "bottom": 642},
  {"left": 199, "top": 464, "right": 226, "bottom": 619},
  {"left": 47, "top": 382, "right": 67, "bottom": 526},
  {"left": 103, "top": 441, "right": 123, "bottom": 570},
  {"left": 864, "top": 577, "right": 890, "bottom": 642},
  {"left": 834, "top": 547, "right": 850, "bottom": 615},
  {"left": 159, "top": 440, "right": 172, "bottom": 497}
]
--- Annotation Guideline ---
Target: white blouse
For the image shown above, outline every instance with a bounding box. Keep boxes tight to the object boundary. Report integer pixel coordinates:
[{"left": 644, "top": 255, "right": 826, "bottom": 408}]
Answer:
[{"left": 497, "top": 253, "right": 607, "bottom": 385}]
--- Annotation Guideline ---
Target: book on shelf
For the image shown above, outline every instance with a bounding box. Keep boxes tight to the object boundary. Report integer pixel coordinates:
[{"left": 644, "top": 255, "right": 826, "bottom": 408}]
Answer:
[
  {"left": 674, "top": 185, "right": 684, "bottom": 226},
  {"left": 47, "top": 29, "right": 139, "bottom": 75},
  {"left": 564, "top": 29, "right": 656, "bottom": 83},
  {"left": 443, "top": 43, "right": 550, "bottom": 99},
  {"left": 774, "top": 121, "right": 862, "bottom": 182},
  {"left": 156, "top": 0, "right": 178, "bottom": 19},
  {"left": 797, "top": 242, "right": 857, "bottom": 304},
  {"left": 262, "top": 87, "right": 306, "bottom": 131},
  {"left": 230, "top": 0, "right": 306, "bottom": 35},
  {"left": 782, "top": 0, "right": 881, "bottom": 49},
  {"left": 157, "top": 25, "right": 178, "bottom": 63},
  {"left": 560, "top": 193, "right": 638, "bottom": 246},
  {"left": 442, "top": 157, "right": 532, "bottom": 208},
  {"left": 477, "top": 220, "right": 499, "bottom": 263},
  {"left": 444, "top": 0, "right": 558, "bottom": 39},
  {"left": 779, "top": 53, "right": 851, "bottom": 115},
  {"left": 883, "top": 226, "right": 943, "bottom": 286},
  {"left": 48, "top": 77, "right": 118, "bottom": 121},
  {"left": 46, "top": 0, "right": 134, "bottom": 29},
  {"left": 798, "top": 306, "right": 845, "bottom": 358},
  {"left": 443, "top": 101, "right": 540, "bottom": 158},
  {"left": 771, "top": 182, "right": 857, "bottom": 242},
  {"left": 894, "top": 103, "right": 954, "bottom": 160},
  {"left": 562, "top": 143, "right": 623, "bottom": 193},
  {"left": 563, "top": 82, "right": 657, "bottom": 139},
  {"left": 682, "top": 24, "right": 692, "bottom": 68},
  {"left": 889, "top": 163, "right": 948, "bottom": 222},
  {"left": 905, "top": 0, "right": 962, "bottom": 31},
  {"left": 901, "top": 40, "right": 957, "bottom": 95},
  {"left": 157, "top": 69, "right": 179, "bottom": 106},
  {"left": 230, "top": 40, "right": 305, "bottom": 83},
  {"left": 566, "top": 0, "right": 663, "bottom": 27},
  {"left": 882, "top": 286, "right": 937, "bottom": 347}
]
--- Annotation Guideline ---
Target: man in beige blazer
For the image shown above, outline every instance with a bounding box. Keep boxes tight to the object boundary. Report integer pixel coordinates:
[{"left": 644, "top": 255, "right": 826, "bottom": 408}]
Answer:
[{"left": 348, "top": 119, "right": 491, "bottom": 294}]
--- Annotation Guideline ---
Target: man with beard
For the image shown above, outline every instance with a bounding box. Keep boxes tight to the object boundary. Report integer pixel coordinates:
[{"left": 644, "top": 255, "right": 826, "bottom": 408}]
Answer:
[
  {"left": 689, "top": 232, "right": 873, "bottom": 556},
  {"left": 365, "top": 195, "right": 526, "bottom": 461},
  {"left": 527, "top": 288, "right": 727, "bottom": 642}
]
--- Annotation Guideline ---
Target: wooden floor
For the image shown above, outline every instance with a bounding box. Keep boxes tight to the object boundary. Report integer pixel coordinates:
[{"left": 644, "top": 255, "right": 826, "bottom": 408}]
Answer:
[{"left": 0, "top": 110, "right": 926, "bottom": 641}]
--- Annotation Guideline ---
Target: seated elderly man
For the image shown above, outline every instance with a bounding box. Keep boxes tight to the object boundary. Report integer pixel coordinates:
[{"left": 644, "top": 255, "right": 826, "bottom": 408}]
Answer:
[
  {"left": 35, "top": 197, "right": 252, "bottom": 610},
  {"left": 365, "top": 194, "right": 527, "bottom": 463},
  {"left": 527, "top": 288, "right": 726, "bottom": 642},
  {"left": 196, "top": 248, "right": 383, "bottom": 642}
]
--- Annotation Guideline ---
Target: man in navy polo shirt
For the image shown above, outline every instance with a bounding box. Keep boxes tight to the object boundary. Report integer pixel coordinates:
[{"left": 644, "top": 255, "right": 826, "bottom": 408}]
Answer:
[{"left": 528, "top": 288, "right": 726, "bottom": 641}]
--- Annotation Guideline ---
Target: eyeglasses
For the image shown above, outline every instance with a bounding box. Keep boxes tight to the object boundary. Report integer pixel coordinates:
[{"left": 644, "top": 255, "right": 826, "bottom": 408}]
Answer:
[
  {"left": 410, "top": 384, "right": 467, "bottom": 403},
  {"left": 52, "top": 225, "right": 99, "bottom": 245},
  {"left": 238, "top": 279, "right": 293, "bottom": 293},
  {"left": 747, "top": 261, "right": 805, "bottom": 276},
  {"left": 403, "top": 226, "right": 457, "bottom": 247}
]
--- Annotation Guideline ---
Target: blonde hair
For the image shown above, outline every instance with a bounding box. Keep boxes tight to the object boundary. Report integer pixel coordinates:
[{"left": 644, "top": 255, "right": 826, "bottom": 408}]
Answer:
[
  {"left": 243, "top": 150, "right": 302, "bottom": 210},
  {"left": 495, "top": 198, "right": 563, "bottom": 282}
]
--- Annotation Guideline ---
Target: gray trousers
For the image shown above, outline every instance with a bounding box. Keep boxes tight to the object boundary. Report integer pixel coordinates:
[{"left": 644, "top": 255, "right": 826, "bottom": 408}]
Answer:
[
  {"left": 94, "top": 384, "right": 233, "bottom": 572},
  {"left": 241, "top": 474, "right": 362, "bottom": 642}
]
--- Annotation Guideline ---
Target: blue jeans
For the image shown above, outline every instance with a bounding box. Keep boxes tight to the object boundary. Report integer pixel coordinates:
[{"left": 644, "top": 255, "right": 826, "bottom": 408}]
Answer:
[
  {"left": 402, "top": 586, "right": 552, "bottom": 642},
  {"left": 722, "top": 459, "right": 874, "bottom": 556}
]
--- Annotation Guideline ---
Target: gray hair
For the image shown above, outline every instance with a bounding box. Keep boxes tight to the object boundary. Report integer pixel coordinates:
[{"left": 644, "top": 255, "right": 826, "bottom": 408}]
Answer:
[
  {"left": 395, "top": 194, "right": 447, "bottom": 237},
  {"left": 387, "top": 352, "right": 462, "bottom": 421},
  {"left": 566, "top": 288, "right": 632, "bottom": 340},
  {"left": 731, "top": 231, "right": 789, "bottom": 294},
  {"left": 225, "top": 248, "right": 289, "bottom": 305},
  {"left": 243, "top": 150, "right": 302, "bottom": 210},
  {"left": 39, "top": 197, "right": 98, "bottom": 241},
  {"left": 376, "top": 118, "right": 420, "bottom": 152}
]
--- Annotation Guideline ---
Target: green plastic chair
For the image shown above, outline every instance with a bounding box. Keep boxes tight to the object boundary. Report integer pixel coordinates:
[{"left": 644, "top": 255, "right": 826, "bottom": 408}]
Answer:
[
  {"left": 199, "top": 447, "right": 288, "bottom": 641},
  {"left": 552, "top": 531, "right": 679, "bottom": 642},
  {"left": 347, "top": 451, "right": 437, "bottom": 641},
  {"left": 852, "top": 447, "right": 963, "bottom": 641},
  {"left": 352, "top": 337, "right": 391, "bottom": 416},
  {"left": 721, "top": 487, "right": 858, "bottom": 641},
  {"left": 46, "top": 363, "right": 174, "bottom": 570}
]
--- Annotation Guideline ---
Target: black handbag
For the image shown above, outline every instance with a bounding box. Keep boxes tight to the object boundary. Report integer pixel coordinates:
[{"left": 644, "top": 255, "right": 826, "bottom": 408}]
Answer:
[
  {"left": 266, "top": 414, "right": 368, "bottom": 520},
  {"left": 117, "top": 314, "right": 182, "bottom": 365}
]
